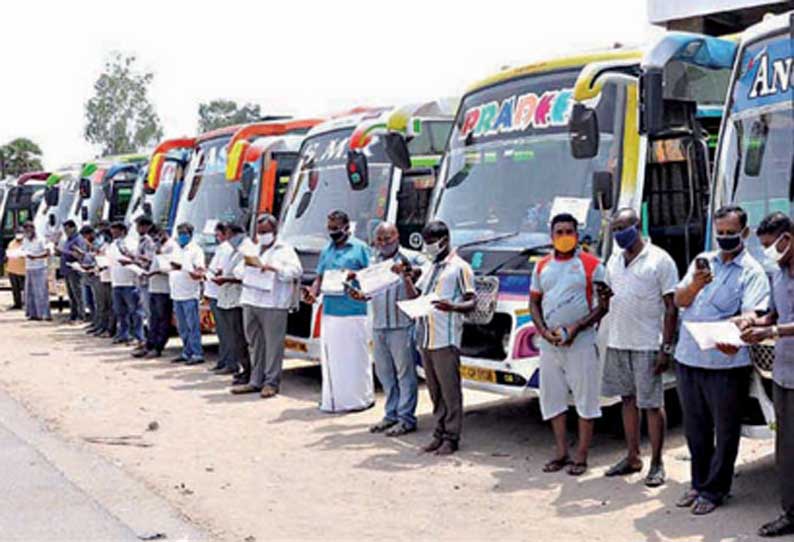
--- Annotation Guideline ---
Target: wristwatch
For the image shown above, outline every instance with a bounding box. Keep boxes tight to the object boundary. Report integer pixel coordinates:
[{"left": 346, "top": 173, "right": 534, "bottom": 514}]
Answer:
[
  {"left": 771, "top": 326, "right": 780, "bottom": 340},
  {"left": 661, "top": 343, "right": 674, "bottom": 355}
]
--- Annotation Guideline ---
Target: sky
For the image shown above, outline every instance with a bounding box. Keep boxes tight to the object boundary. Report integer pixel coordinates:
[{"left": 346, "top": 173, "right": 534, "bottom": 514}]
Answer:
[{"left": 1, "top": 0, "right": 660, "bottom": 169}]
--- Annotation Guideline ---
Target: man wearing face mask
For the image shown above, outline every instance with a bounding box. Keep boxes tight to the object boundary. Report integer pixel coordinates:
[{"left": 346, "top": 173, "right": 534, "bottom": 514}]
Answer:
[
  {"left": 21, "top": 222, "right": 51, "bottom": 321},
  {"left": 232, "top": 214, "right": 302, "bottom": 398},
  {"left": 170, "top": 223, "right": 207, "bottom": 365},
  {"left": 134, "top": 226, "right": 175, "bottom": 359},
  {"left": 673, "top": 205, "right": 769, "bottom": 515},
  {"left": 5, "top": 227, "right": 26, "bottom": 310},
  {"left": 60, "top": 220, "right": 88, "bottom": 323},
  {"left": 360, "top": 222, "right": 426, "bottom": 436},
  {"left": 402, "top": 221, "right": 476, "bottom": 455},
  {"left": 206, "top": 222, "right": 236, "bottom": 374},
  {"left": 736, "top": 212, "right": 794, "bottom": 537},
  {"left": 92, "top": 224, "right": 115, "bottom": 337},
  {"left": 108, "top": 222, "right": 144, "bottom": 345},
  {"left": 212, "top": 223, "right": 251, "bottom": 384},
  {"left": 602, "top": 208, "right": 679, "bottom": 487},
  {"left": 530, "top": 213, "right": 609, "bottom": 476},
  {"left": 304, "top": 209, "right": 373, "bottom": 413}
]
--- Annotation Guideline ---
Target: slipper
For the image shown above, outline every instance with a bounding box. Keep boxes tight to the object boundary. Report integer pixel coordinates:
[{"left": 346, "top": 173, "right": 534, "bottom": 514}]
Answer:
[
  {"left": 676, "top": 489, "right": 699, "bottom": 508},
  {"left": 692, "top": 496, "right": 718, "bottom": 515},
  {"left": 758, "top": 515, "right": 794, "bottom": 537},
  {"left": 567, "top": 462, "right": 588, "bottom": 476},
  {"left": 644, "top": 464, "right": 666, "bottom": 487},
  {"left": 543, "top": 456, "right": 572, "bottom": 473},
  {"left": 605, "top": 457, "right": 643, "bottom": 477}
]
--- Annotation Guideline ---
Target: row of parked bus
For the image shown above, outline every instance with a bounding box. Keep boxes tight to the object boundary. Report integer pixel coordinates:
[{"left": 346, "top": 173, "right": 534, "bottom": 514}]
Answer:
[{"left": 2, "top": 13, "right": 792, "bottom": 436}]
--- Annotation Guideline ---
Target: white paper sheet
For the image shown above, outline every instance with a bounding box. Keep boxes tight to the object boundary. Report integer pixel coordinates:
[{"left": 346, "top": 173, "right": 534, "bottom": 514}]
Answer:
[
  {"left": 243, "top": 266, "right": 275, "bottom": 291},
  {"left": 549, "top": 196, "right": 591, "bottom": 226},
  {"left": 67, "top": 262, "right": 84, "bottom": 272},
  {"left": 125, "top": 264, "right": 147, "bottom": 277},
  {"left": 356, "top": 261, "right": 400, "bottom": 297},
  {"left": 684, "top": 321, "right": 747, "bottom": 351},
  {"left": 5, "top": 249, "right": 24, "bottom": 259},
  {"left": 203, "top": 219, "right": 219, "bottom": 236},
  {"left": 321, "top": 269, "right": 347, "bottom": 295},
  {"left": 95, "top": 255, "right": 109, "bottom": 268},
  {"left": 155, "top": 254, "right": 171, "bottom": 271},
  {"left": 397, "top": 294, "right": 440, "bottom": 319}
]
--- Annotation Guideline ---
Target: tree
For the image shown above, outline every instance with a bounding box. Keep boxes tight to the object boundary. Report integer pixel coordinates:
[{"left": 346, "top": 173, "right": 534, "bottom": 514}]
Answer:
[
  {"left": 84, "top": 52, "right": 163, "bottom": 155},
  {"left": 197, "top": 99, "right": 262, "bottom": 133},
  {"left": 0, "top": 138, "right": 44, "bottom": 178}
]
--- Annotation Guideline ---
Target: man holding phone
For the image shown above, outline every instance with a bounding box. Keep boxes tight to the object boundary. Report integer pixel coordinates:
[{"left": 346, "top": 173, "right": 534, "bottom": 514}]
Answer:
[{"left": 673, "top": 205, "right": 769, "bottom": 515}]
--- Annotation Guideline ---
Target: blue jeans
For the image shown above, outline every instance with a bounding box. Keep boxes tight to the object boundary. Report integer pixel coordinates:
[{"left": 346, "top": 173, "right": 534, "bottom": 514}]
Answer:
[
  {"left": 373, "top": 327, "right": 418, "bottom": 428},
  {"left": 174, "top": 299, "right": 203, "bottom": 361},
  {"left": 146, "top": 293, "right": 172, "bottom": 353},
  {"left": 112, "top": 286, "right": 144, "bottom": 342}
]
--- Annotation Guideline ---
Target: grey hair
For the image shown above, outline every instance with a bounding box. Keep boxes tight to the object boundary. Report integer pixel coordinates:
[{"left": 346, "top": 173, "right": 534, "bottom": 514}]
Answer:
[{"left": 257, "top": 213, "right": 278, "bottom": 228}]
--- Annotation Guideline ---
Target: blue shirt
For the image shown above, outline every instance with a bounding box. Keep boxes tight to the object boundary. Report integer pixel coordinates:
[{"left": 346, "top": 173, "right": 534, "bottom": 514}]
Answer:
[
  {"left": 317, "top": 237, "right": 370, "bottom": 317},
  {"left": 61, "top": 233, "right": 87, "bottom": 276},
  {"left": 770, "top": 267, "right": 794, "bottom": 389},
  {"left": 675, "top": 250, "right": 770, "bottom": 370},
  {"left": 370, "top": 248, "right": 428, "bottom": 330}
]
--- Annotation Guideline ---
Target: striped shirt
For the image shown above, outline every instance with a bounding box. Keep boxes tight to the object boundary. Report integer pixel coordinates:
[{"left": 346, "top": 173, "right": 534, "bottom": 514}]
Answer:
[
  {"left": 415, "top": 252, "right": 475, "bottom": 351},
  {"left": 370, "top": 248, "right": 428, "bottom": 330}
]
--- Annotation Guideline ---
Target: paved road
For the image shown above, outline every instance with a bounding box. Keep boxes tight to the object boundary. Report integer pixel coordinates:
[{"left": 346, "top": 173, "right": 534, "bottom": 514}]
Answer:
[{"left": 0, "top": 389, "right": 206, "bottom": 542}]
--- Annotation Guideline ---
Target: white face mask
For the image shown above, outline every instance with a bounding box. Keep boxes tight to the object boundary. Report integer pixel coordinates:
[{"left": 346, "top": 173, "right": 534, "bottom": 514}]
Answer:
[
  {"left": 764, "top": 234, "right": 791, "bottom": 264},
  {"left": 259, "top": 232, "right": 275, "bottom": 247},
  {"left": 14, "top": 234, "right": 23, "bottom": 241},
  {"left": 424, "top": 240, "right": 444, "bottom": 259}
]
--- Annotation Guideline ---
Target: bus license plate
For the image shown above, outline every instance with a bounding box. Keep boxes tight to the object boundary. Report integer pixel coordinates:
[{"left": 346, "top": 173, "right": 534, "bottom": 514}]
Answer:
[{"left": 460, "top": 365, "right": 496, "bottom": 383}]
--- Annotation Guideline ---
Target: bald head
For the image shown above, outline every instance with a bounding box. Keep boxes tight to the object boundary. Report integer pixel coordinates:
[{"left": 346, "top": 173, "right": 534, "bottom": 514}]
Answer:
[
  {"left": 375, "top": 222, "right": 400, "bottom": 256},
  {"left": 611, "top": 207, "right": 640, "bottom": 231}
]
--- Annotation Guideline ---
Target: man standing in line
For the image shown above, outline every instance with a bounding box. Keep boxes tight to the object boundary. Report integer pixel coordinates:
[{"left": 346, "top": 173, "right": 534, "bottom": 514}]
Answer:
[
  {"left": 92, "top": 225, "right": 115, "bottom": 338},
  {"left": 78, "top": 225, "right": 101, "bottom": 334},
  {"left": 402, "top": 220, "right": 476, "bottom": 455},
  {"left": 133, "top": 226, "right": 175, "bottom": 359},
  {"left": 602, "top": 208, "right": 679, "bottom": 487},
  {"left": 5, "top": 227, "right": 26, "bottom": 310},
  {"left": 364, "top": 222, "right": 426, "bottom": 437},
  {"left": 529, "top": 213, "right": 610, "bottom": 476},
  {"left": 737, "top": 212, "right": 794, "bottom": 537},
  {"left": 231, "top": 214, "right": 302, "bottom": 398},
  {"left": 170, "top": 223, "right": 206, "bottom": 365},
  {"left": 108, "top": 222, "right": 144, "bottom": 345},
  {"left": 213, "top": 224, "right": 251, "bottom": 384},
  {"left": 673, "top": 205, "right": 769, "bottom": 515},
  {"left": 206, "top": 222, "right": 236, "bottom": 374},
  {"left": 303, "top": 210, "right": 373, "bottom": 413},
  {"left": 131, "top": 216, "right": 156, "bottom": 354},
  {"left": 59, "top": 220, "right": 88, "bottom": 323},
  {"left": 21, "top": 222, "right": 51, "bottom": 321}
]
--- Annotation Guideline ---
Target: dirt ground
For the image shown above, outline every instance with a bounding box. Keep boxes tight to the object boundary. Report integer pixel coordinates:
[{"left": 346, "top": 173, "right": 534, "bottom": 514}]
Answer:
[{"left": 0, "top": 290, "right": 782, "bottom": 542}]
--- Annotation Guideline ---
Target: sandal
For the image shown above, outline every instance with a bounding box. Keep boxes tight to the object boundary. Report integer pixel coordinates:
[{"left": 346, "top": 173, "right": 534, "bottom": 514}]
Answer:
[
  {"left": 369, "top": 419, "right": 398, "bottom": 434},
  {"left": 691, "top": 496, "right": 718, "bottom": 515},
  {"left": 605, "top": 457, "right": 643, "bottom": 477},
  {"left": 758, "top": 515, "right": 794, "bottom": 537},
  {"left": 543, "top": 456, "right": 572, "bottom": 473},
  {"left": 644, "top": 464, "right": 666, "bottom": 488},
  {"left": 567, "top": 462, "right": 588, "bottom": 476},
  {"left": 676, "top": 489, "right": 699, "bottom": 508},
  {"left": 385, "top": 423, "right": 416, "bottom": 437}
]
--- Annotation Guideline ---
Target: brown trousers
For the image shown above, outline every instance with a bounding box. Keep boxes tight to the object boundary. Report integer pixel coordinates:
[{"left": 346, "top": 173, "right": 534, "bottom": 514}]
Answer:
[{"left": 420, "top": 346, "right": 463, "bottom": 443}]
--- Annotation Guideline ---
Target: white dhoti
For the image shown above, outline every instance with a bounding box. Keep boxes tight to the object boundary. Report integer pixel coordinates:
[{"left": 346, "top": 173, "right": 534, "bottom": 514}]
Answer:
[{"left": 320, "top": 314, "right": 374, "bottom": 413}]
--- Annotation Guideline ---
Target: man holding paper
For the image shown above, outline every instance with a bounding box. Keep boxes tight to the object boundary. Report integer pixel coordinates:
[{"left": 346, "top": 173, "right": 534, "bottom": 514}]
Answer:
[
  {"left": 402, "top": 221, "right": 475, "bottom": 455},
  {"left": 232, "top": 214, "right": 302, "bottom": 398},
  {"left": 304, "top": 210, "right": 373, "bottom": 413},
  {"left": 205, "top": 222, "right": 236, "bottom": 374},
  {"left": 60, "top": 220, "right": 88, "bottom": 323},
  {"left": 109, "top": 222, "right": 144, "bottom": 345},
  {"left": 133, "top": 226, "right": 175, "bottom": 359},
  {"left": 21, "top": 222, "right": 51, "bottom": 321},
  {"left": 169, "top": 223, "right": 206, "bottom": 365},
  {"left": 673, "top": 205, "right": 769, "bottom": 515},
  {"left": 361, "top": 222, "right": 426, "bottom": 436},
  {"left": 131, "top": 216, "right": 157, "bottom": 354},
  {"left": 737, "top": 212, "right": 794, "bottom": 537}
]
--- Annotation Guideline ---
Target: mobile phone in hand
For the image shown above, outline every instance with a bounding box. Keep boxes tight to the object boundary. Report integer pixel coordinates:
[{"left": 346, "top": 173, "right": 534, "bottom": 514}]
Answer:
[{"left": 695, "top": 257, "right": 710, "bottom": 272}]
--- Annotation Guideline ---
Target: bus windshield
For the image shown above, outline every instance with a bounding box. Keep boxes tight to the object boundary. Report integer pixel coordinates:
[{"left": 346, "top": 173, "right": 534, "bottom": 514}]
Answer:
[
  {"left": 715, "top": 33, "right": 794, "bottom": 266},
  {"left": 280, "top": 128, "right": 393, "bottom": 251},
  {"left": 174, "top": 136, "right": 240, "bottom": 250},
  {"left": 435, "top": 69, "right": 621, "bottom": 249}
]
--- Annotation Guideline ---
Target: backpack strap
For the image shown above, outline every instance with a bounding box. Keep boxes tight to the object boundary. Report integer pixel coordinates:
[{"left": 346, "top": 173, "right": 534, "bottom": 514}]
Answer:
[{"left": 578, "top": 251, "right": 601, "bottom": 310}]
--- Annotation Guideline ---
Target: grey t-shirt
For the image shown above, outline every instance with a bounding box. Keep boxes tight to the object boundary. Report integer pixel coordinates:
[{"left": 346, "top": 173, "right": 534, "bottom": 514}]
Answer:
[{"left": 771, "top": 268, "right": 794, "bottom": 389}]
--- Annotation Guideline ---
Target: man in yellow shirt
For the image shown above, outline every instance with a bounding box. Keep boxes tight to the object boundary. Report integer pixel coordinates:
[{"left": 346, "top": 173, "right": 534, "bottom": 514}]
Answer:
[{"left": 5, "top": 227, "right": 26, "bottom": 310}]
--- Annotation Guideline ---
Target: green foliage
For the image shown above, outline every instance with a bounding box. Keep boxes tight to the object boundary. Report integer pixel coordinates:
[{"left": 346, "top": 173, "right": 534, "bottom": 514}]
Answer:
[
  {"left": 197, "top": 99, "right": 262, "bottom": 133},
  {"left": 0, "top": 137, "right": 44, "bottom": 178},
  {"left": 84, "top": 52, "right": 164, "bottom": 155}
]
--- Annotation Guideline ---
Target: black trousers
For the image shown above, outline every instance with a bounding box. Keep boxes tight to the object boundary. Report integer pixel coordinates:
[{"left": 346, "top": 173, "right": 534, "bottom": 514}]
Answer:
[
  {"left": 774, "top": 384, "right": 794, "bottom": 518},
  {"left": 420, "top": 346, "right": 463, "bottom": 443},
  {"left": 9, "top": 273, "right": 24, "bottom": 308},
  {"left": 217, "top": 306, "right": 250, "bottom": 376},
  {"left": 675, "top": 362, "right": 751, "bottom": 503},
  {"left": 146, "top": 293, "right": 172, "bottom": 353}
]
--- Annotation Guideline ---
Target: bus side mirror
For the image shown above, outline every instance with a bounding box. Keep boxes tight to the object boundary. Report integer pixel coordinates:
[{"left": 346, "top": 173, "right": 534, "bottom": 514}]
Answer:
[
  {"left": 592, "top": 171, "right": 614, "bottom": 210},
  {"left": 239, "top": 164, "right": 254, "bottom": 209},
  {"left": 384, "top": 132, "right": 412, "bottom": 170},
  {"left": 44, "top": 187, "right": 59, "bottom": 207},
  {"left": 80, "top": 206, "right": 88, "bottom": 221},
  {"left": 569, "top": 104, "right": 600, "bottom": 159},
  {"left": 48, "top": 213, "right": 57, "bottom": 227},
  {"left": 744, "top": 119, "right": 768, "bottom": 177},
  {"left": 142, "top": 202, "right": 153, "bottom": 217},
  {"left": 346, "top": 150, "right": 369, "bottom": 191},
  {"left": 640, "top": 70, "right": 664, "bottom": 136},
  {"left": 79, "top": 178, "right": 92, "bottom": 199}
]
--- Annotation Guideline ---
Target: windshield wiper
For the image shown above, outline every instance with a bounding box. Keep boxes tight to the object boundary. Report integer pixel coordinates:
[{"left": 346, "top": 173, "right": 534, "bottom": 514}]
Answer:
[
  {"left": 481, "top": 243, "right": 553, "bottom": 276},
  {"left": 456, "top": 230, "right": 523, "bottom": 250}
]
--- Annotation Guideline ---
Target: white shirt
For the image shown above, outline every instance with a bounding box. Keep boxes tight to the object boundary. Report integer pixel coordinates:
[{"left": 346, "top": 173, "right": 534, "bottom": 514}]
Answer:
[
  {"left": 98, "top": 244, "right": 112, "bottom": 283},
  {"left": 169, "top": 242, "right": 206, "bottom": 301},
  {"left": 217, "top": 244, "right": 246, "bottom": 310},
  {"left": 239, "top": 238, "right": 302, "bottom": 310},
  {"left": 605, "top": 241, "right": 679, "bottom": 351},
  {"left": 149, "top": 239, "right": 177, "bottom": 295},
  {"left": 109, "top": 238, "right": 137, "bottom": 287},
  {"left": 204, "top": 242, "right": 232, "bottom": 300},
  {"left": 22, "top": 237, "right": 48, "bottom": 270}
]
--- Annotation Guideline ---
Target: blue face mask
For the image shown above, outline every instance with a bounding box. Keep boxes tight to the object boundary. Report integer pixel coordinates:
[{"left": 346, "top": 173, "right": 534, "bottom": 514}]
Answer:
[
  {"left": 177, "top": 233, "right": 191, "bottom": 248},
  {"left": 614, "top": 225, "right": 639, "bottom": 249}
]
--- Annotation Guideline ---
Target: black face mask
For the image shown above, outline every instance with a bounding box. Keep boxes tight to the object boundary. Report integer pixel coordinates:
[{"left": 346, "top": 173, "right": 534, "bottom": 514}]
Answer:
[
  {"left": 328, "top": 229, "right": 347, "bottom": 242},
  {"left": 716, "top": 233, "right": 743, "bottom": 253}
]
